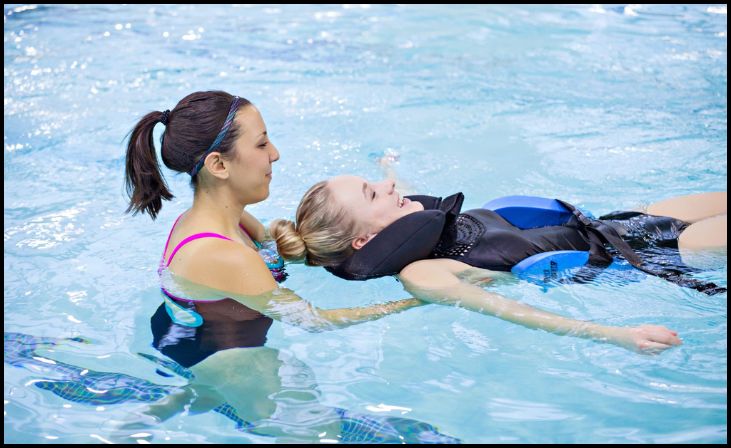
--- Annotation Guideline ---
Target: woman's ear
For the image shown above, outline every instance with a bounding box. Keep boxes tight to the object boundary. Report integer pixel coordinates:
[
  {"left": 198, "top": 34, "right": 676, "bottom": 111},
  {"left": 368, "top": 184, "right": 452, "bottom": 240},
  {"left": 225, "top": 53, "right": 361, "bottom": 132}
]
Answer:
[
  {"left": 204, "top": 152, "right": 229, "bottom": 180},
  {"left": 351, "top": 233, "right": 377, "bottom": 250}
]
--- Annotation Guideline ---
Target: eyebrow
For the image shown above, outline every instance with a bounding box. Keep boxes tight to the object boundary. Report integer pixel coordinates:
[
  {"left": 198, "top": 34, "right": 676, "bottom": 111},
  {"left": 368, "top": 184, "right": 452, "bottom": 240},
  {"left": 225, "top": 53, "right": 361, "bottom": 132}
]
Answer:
[{"left": 362, "top": 182, "right": 367, "bottom": 199}]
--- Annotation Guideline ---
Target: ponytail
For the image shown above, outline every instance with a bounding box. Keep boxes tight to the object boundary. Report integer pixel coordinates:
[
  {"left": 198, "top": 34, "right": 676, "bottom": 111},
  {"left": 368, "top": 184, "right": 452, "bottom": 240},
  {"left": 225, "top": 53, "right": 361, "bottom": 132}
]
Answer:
[{"left": 124, "top": 110, "right": 172, "bottom": 220}]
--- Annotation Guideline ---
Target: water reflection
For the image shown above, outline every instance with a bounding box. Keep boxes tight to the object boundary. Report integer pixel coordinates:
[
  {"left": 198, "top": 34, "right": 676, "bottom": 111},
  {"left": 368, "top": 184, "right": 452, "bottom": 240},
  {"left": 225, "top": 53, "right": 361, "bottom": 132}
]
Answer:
[
  {"left": 144, "top": 289, "right": 459, "bottom": 443},
  {"left": 4, "top": 318, "right": 460, "bottom": 443}
]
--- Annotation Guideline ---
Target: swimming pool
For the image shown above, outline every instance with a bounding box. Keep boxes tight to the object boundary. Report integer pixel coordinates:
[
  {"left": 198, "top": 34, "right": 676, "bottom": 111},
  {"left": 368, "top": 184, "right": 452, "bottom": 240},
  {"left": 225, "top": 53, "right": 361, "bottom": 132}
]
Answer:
[{"left": 4, "top": 4, "right": 727, "bottom": 443}]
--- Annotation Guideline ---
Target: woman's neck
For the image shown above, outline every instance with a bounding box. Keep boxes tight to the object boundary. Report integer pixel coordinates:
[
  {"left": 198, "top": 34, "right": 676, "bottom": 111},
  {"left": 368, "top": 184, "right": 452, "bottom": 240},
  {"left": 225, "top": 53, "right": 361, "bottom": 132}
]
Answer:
[{"left": 190, "top": 186, "right": 248, "bottom": 236}]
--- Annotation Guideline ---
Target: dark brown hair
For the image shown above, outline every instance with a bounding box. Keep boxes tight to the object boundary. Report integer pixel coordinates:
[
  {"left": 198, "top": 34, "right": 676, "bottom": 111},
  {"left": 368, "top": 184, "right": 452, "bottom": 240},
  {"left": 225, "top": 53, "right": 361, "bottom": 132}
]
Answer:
[{"left": 124, "top": 90, "right": 251, "bottom": 219}]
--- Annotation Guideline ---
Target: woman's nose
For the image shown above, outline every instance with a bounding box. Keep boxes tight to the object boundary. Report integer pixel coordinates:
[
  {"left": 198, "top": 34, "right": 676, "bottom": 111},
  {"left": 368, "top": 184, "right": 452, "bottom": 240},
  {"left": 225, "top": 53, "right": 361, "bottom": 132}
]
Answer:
[
  {"left": 379, "top": 179, "right": 395, "bottom": 194},
  {"left": 270, "top": 143, "right": 280, "bottom": 162}
]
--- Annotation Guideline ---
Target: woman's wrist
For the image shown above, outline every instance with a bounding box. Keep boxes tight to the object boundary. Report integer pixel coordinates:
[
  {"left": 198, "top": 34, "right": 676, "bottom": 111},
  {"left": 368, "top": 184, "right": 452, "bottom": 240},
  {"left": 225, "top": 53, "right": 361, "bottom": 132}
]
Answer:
[
  {"left": 391, "top": 298, "right": 424, "bottom": 312},
  {"left": 585, "top": 325, "right": 634, "bottom": 350}
]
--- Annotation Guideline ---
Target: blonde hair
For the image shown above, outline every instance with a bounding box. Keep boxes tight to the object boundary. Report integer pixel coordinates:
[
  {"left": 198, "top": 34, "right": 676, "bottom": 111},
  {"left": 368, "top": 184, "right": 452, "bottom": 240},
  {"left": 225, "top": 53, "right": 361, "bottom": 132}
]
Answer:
[{"left": 271, "top": 181, "right": 360, "bottom": 266}]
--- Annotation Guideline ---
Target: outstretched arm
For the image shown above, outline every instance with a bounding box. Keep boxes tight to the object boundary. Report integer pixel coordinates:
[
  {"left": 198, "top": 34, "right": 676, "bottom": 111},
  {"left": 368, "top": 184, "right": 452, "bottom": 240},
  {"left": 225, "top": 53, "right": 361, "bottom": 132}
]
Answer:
[
  {"left": 398, "top": 259, "right": 682, "bottom": 354},
  {"left": 259, "top": 289, "right": 425, "bottom": 332},
  {"left": 163, "top": 241, "right": 426, "bottom": 333}
]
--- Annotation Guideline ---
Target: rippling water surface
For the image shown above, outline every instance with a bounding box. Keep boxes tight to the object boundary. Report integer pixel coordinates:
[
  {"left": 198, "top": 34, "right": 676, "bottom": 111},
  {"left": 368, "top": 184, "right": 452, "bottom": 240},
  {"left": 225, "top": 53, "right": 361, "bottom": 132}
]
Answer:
[{"left": 4, "top": 4, "right": 727, "bottom": 444}]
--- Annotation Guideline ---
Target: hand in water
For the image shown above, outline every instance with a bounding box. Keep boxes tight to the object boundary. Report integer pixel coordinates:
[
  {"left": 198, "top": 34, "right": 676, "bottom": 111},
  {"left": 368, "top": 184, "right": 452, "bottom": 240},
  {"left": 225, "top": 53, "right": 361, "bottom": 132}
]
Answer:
[
  {"left": 370, "top": 149, "right": 400, "bottom": 167},
  {"left": 613, "top": 324, "right": 682, "bottom": 354}
]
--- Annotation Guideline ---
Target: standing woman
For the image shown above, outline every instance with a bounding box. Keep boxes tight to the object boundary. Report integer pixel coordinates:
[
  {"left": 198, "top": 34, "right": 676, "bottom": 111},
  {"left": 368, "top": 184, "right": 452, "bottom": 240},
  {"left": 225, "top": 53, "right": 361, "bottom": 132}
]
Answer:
[
  {"left": 120, "top": 91, "right": 428, "bottom": 441},
  {"left": 124, "top": 91, "right": 422, "bottom": 346}
]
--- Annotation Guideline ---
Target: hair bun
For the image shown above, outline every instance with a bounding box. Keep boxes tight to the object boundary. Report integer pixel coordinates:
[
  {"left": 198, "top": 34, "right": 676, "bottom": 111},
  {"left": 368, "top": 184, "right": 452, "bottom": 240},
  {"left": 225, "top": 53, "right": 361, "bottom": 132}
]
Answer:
[{"left": 270, "top": 219, "right": 307, "bottom": 262}]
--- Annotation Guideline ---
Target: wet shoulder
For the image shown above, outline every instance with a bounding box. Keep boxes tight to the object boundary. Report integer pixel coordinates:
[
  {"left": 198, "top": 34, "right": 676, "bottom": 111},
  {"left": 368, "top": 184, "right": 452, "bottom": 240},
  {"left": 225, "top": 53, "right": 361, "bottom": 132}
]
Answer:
[{"left": 169, "top": 237, "right": 278, "bottom": 296}]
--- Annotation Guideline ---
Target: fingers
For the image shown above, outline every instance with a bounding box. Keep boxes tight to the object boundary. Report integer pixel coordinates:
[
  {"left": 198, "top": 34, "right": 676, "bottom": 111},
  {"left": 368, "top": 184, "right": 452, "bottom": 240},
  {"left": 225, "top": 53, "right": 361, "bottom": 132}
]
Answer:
[
  {"left": 640, "top": 325, "right": 683, "bottom": 346},
  {"left": 638, "top": 340, "right": 673, "bottom": 354},
  {"left": 667, "top": 333, "right": 682, "bottom": 346},
  {"left": 650, "top": 330, "right": 682, "bottom": 346}
]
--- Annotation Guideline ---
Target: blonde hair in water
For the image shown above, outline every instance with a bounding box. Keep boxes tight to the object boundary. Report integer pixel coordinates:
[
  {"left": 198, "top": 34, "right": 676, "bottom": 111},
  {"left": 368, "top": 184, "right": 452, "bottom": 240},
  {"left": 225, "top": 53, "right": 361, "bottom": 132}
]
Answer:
[{"left": 270, "top": 181, "right": 361, "bottom": 267}]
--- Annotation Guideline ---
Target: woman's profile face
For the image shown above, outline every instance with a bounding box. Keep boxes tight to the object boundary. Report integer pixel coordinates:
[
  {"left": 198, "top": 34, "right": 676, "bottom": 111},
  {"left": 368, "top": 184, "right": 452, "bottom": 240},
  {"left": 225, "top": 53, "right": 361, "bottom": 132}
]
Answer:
[
  {"left": 228, "top": 106, "right": 280, "bottom": 204},
  {"left": 327, "top": 175, "right": 424, "bottom": 246}
]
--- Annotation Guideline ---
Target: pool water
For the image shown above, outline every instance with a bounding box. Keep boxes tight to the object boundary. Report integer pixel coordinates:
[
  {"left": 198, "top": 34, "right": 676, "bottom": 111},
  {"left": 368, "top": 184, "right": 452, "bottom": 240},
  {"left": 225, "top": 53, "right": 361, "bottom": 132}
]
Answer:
[{"left": 4, "top": 4, "right": 727, "bottom": 443}]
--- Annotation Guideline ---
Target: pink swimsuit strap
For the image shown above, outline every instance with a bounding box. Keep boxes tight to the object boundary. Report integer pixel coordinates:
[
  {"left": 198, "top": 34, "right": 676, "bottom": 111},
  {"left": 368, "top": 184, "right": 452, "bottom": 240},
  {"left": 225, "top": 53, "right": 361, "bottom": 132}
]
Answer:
[
  {"left": 166, "top": 232, "right": 232, "bottom": 267},
  {"left": 160, "top": 214, "right": 251, "bottom": 268}
]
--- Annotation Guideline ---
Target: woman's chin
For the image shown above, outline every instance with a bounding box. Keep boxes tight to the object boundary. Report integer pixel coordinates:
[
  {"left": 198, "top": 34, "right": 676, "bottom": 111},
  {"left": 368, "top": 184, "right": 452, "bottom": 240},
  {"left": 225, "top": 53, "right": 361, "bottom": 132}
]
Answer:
[
  {"left": 250, "top": 188, "right": 270, "bottom": 204},
  {"left": 408, "top": 201, "right": 424, "bottom": 213}
]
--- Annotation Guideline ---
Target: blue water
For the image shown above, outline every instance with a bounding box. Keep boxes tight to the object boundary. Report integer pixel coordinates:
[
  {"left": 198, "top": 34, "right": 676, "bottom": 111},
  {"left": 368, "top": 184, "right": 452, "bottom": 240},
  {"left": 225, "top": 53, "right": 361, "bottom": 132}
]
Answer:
[{"left": 4, "top": 4, "right": 727, "bottom": 444}]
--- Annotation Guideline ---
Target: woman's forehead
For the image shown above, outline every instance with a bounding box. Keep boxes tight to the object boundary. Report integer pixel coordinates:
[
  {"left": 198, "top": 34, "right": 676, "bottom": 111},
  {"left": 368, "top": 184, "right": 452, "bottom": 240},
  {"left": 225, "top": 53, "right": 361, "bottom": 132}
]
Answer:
[
  {"left": 234, "top": 106, "right": 265, "bottom": 137},
  {"left": 331, "top": 175, "right": 365, "bottom": 188},
  {"left": 329, "top": 175, "right": 368, "bottom": 206},
  {"left": 330, "top": 175, "right": 370, "bottom": 200}
]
